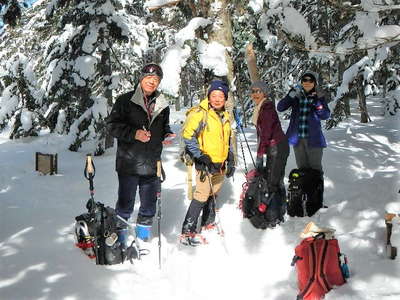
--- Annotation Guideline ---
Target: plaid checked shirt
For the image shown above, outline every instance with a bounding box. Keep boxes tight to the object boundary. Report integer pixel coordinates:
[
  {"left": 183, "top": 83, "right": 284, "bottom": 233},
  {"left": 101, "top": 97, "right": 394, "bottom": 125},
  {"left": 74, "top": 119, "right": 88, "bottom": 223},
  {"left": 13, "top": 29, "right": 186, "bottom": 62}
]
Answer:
[{"left": 298, "top": 96, "right": 313, "bottom": 138}]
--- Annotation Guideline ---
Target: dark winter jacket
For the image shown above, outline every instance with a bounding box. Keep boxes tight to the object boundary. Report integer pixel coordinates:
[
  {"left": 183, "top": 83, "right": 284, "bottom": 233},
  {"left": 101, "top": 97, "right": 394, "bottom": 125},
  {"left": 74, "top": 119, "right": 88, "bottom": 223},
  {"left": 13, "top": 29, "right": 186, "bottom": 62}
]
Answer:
[
  {"left": 256, "top": 100, "right": 286, "bottom": 156},
  {"left": 277, "top": 74, "right": 330, "bottom": 148},
  {"left": 107, "top": 85, "right": 173, "bottom": 176}
]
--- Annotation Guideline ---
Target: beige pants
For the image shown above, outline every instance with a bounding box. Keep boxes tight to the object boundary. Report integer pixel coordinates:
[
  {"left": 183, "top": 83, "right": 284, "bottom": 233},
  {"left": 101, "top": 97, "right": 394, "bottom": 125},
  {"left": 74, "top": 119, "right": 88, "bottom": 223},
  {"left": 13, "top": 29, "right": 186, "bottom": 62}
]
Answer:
[{"left": 193, "top": 171, "right": 225, "bottom": 202}]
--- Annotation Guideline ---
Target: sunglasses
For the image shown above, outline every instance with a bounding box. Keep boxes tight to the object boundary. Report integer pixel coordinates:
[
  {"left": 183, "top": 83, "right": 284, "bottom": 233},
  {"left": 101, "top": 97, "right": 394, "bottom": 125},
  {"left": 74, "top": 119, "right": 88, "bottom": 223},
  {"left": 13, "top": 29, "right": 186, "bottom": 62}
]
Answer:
[
  {"left": 141, "top": 64, "right": 163, "bottom": 79},
  {"left": 301, "top": 77, "right": 315, "bottom": 83},
  {"left": 251, "top": 89, "right": 263, "bottom": 94}
]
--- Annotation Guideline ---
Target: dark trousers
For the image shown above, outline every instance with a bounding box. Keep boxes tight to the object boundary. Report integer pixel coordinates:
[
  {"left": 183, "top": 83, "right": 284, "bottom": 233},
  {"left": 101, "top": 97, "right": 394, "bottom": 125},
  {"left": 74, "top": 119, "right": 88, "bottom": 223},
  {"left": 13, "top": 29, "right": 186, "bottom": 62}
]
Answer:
[
  {"left": 115, "top": 173, "right": 159, "bottom": 223},
  {"left": 293, "top": 138, "right": 323, "bottom": 172},
  {"left": 265, "top": 138, "right": 290, "bottom": 192}
]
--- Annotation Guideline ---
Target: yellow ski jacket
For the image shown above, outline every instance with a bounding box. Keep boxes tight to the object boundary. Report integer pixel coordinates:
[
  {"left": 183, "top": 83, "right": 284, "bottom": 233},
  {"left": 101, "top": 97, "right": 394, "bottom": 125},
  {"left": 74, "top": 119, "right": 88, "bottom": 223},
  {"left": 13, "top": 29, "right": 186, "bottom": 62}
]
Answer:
[{"left": 182, "top": 98, "right": 231, "bottom": 163}]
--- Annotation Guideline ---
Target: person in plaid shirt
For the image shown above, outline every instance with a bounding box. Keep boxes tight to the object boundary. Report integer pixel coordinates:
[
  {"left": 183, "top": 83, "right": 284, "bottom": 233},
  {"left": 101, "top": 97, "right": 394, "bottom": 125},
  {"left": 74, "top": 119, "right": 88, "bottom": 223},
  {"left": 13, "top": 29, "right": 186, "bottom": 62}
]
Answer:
[{"left": 277, "top": 71, "right": 330, "bottom": 172}]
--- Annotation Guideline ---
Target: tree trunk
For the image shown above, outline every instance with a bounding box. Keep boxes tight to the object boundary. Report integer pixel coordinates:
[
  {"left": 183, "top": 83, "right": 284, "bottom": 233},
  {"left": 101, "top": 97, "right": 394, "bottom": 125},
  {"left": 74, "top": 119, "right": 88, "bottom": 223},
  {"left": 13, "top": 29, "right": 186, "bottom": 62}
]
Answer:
[
  {"left": 206, "top": 0, "right": 234, "bottom": 110},
  {"left": 205, "top": 0, "right": 237, "bottom": 158},
  {"left": 245, "top": 43, "right": 260, "bottom": 83},
  {"left": 356, "top": 76, "right": 370, "bottom": 123},
  {"left": 102, "top": 48, "right": 114, "bottom": 150},
  {"left": 338, "top": 59, "right": 351, "bottom": 116}
]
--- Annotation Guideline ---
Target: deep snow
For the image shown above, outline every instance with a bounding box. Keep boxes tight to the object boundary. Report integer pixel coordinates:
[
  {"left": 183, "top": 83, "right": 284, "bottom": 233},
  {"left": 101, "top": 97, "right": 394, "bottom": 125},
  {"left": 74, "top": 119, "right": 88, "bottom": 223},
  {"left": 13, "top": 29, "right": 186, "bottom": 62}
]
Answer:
[{"left": 0, "top": 98, "right": 399, "bottom": 300}]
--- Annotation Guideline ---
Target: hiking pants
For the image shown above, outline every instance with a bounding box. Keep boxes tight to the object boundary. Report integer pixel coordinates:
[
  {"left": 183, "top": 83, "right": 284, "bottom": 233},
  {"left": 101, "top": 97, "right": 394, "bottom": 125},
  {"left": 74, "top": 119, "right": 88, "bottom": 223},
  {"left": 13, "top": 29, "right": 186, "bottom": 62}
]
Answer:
[
  {"left": 115, "top": 173, "right": 159, "bottom": 224},
  {"left": 265, "top": 138, "right": 290, "bottom": 192},
  {"left": 182, "top": 171, "right": 224, "bottom": 233},
  {"left": 293, "top": 138, "right": 323, "bottom": 172},
  {"left": 193, "top": 171, "right": 225, "bottom": 202}
]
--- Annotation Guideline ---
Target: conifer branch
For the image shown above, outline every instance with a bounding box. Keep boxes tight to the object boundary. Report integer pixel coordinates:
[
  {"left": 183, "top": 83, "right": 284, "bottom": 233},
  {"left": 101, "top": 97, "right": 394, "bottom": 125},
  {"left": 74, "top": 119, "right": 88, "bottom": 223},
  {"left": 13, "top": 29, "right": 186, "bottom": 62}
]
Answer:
[
  {"left": 278, "top": 28, "right": 400, "bottom": 55},
  {"left": 146, "top": 0, "right": 180, "bottom": 11}
]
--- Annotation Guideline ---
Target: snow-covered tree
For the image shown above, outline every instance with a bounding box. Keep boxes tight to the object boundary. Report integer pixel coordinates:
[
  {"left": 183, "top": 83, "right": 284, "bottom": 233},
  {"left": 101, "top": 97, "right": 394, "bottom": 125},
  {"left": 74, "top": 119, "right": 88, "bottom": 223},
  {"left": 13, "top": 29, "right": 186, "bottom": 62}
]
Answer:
[
  {"left": 42, "top": 0, "right": 148, "bottom": 154},
  {"left": 0, "top": 53, "right": 42, "bottom": 138},
  {"left": 0, "top": 0, "right": 23, "bottom": 26},
  {"left": 237, "top": 0, "right": 400, "bottom": 128},
  {"left": 1, "top": 0, "right": 399, "bottom": 155}
]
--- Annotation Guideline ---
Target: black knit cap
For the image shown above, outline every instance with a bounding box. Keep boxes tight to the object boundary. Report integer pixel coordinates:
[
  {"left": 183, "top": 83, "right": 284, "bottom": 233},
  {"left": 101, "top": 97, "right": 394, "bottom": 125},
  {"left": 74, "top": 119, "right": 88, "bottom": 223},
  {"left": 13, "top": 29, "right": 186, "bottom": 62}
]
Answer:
[
  {"left": 140, "top": 63, "right": 163, "bottom": 81},
  {"left": 301, "top": 72, "right": 316, "bottom": 82}
]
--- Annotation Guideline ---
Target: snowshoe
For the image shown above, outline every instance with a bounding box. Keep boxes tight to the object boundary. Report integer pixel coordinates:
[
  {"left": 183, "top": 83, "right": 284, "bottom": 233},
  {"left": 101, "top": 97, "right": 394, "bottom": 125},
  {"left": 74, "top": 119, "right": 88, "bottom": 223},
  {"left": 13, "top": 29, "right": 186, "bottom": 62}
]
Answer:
[
  {"left": 179, "top": 233, "right": 207, "bottom": 246},
  {"left": 201, "top": 222, "right": 224, "bottom": 236}
]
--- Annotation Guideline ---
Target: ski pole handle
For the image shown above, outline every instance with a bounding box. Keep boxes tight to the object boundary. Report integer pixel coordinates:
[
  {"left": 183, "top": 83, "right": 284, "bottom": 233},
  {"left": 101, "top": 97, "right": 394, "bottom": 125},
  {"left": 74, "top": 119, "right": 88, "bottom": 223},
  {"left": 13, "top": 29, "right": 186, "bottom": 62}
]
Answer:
[
  {"left": 84, "top": 154, "right": 95, "bottom": 192},
  {"left": 86, "top": 155, "right": 94, "bottom": 175}
]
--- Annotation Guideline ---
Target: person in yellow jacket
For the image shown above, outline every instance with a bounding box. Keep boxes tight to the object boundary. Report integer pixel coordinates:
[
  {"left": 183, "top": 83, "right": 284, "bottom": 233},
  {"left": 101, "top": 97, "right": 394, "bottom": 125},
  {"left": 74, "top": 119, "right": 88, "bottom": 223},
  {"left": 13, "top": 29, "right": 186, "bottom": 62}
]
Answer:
[{"left": 180, "top": 80, "right": 235, "bottom": 246}]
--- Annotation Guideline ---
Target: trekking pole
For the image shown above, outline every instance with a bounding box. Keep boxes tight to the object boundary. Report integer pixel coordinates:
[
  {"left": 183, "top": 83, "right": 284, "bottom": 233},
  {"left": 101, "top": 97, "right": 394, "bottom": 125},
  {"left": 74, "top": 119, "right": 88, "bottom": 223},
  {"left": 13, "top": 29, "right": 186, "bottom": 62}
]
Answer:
[
  {"left": 156, "top": 161, "right": 162, "bottom": 269},
  {"left": 84, "top": 154, "right": 96, "bottom": 213},
  {"left": 205, "top": 167, "right": 224, "bottom": 236},
  {"left": 233, "top": 108, "right": 256, "bottom": 168},
  {"left": 236, "top": 127, "right": 249, "bottom": 175}
]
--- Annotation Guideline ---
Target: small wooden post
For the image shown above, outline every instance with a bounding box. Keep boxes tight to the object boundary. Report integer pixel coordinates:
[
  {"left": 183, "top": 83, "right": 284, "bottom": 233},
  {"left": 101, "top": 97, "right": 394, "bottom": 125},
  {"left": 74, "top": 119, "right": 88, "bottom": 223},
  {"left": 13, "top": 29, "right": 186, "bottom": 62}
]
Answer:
[{"left": 35, "top": 152, "right": 58, "bottom": 175}]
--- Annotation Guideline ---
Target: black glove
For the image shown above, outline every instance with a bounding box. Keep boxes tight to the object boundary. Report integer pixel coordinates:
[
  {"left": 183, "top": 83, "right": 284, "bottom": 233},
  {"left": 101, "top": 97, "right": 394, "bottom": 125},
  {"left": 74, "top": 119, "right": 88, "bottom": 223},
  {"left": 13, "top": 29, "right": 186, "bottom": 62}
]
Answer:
[
  {"left": 255, "top": 155, "right": 264, "bottom": 173},
  {"left": 225, "top": 151, "right": 235, "bottom": 178},
  {"left": 266, "top": 145, "right": 278, "bottom": 158},
  {"left": 195, "top": 154, "right": 213, "bottom": 171}
]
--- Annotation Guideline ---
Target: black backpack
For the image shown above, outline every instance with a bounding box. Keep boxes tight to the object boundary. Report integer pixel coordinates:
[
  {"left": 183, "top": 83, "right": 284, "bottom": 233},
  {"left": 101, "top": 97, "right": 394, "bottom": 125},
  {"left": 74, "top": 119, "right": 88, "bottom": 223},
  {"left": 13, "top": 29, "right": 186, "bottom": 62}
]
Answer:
[
  {"left": 287, "top": 168, "right": 323, "bottom": 217},
  {"left": 75, "top": 200, "right": 139, "bottom": 265},
  {"left": 240, "top": 169, "right": 286, "bottom": 229}
]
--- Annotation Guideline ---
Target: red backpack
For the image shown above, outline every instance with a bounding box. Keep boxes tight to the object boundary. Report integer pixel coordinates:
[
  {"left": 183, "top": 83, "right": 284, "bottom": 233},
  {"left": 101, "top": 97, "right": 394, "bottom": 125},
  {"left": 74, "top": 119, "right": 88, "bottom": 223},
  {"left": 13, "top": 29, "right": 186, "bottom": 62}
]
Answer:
[{"left": 292, "top": 235, "right": 348, "bottom": 300}]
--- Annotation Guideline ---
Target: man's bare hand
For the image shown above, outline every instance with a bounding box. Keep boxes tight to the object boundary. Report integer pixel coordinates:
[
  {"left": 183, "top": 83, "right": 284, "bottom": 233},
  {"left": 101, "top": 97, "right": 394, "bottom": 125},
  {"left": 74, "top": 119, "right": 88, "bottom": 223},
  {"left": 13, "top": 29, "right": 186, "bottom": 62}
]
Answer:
[
  {"left": 162, "top": 133, "right": 177, "bottom": 145},
  {"left": 135, "top": 129, "right": 151, "bottom": 142}
]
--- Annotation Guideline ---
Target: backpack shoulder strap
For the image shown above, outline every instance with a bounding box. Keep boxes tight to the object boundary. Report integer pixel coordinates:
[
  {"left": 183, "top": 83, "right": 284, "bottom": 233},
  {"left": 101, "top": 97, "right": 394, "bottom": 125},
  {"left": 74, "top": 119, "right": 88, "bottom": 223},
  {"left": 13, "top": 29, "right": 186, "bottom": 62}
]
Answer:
[
  {"left": 183, "top": 106, "right": 208, "bottom": 136},
  {"left": 296, "top": 239, "right": 318, "bottom": 299}
]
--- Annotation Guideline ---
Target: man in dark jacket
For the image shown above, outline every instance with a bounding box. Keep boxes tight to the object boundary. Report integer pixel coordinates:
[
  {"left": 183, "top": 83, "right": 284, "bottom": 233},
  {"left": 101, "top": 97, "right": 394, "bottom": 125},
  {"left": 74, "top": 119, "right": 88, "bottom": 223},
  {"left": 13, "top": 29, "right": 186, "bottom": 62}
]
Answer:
[{"left": 107, "top": 63, "right": 175, "bottom": 241}]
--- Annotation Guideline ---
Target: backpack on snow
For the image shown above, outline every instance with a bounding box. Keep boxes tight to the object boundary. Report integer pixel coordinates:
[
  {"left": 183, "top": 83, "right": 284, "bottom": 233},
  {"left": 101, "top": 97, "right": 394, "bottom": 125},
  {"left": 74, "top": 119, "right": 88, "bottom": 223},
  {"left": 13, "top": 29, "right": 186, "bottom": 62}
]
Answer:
[
  {"left": 239, "top": 169, "right": 286, "bottom": 229},
  {"left": 75, "top": 202, "right": 137, "bottom": 265},
  {"left": 74, "top": 155, "right": 140, "bottom": 265},
  {"left": 291, "top": 223, "right": 348, "bottom": 300},
  {"left": 287, "top": 168, "right": 324, "bottom": 217}
]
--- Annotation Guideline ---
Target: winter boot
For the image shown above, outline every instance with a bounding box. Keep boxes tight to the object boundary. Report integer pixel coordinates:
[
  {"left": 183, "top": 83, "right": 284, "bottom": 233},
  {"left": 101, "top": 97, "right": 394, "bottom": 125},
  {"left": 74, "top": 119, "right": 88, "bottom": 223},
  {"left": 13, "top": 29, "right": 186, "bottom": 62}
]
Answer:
[
  {"left": 201, "top": 196, "right": 216, "bottom": 229},
  {"left": 181, "top": 199, "right": 205, "bottom": 245},
  {"left": 116, "top": 216, "right": 129, "bottom": 248},
  {"left": 136, "top": 214, "right": 153, "bottom": 242}
]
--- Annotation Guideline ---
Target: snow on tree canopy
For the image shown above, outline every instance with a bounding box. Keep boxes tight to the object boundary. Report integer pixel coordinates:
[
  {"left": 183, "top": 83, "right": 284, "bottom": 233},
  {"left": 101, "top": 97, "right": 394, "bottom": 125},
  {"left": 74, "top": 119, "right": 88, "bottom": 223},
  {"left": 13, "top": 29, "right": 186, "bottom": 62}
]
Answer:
[
  {"left": 159, "top": 17, "right": 211, "bottom": 97},
  {"left": 281, "top": 7, "right": 316, "bottom": 49},
  {"left": 144, "top": 0, "right": 178, "bottom": 9},
  {"left": 248, "top": 0, "right": 264, "bottom": 13},
  {"left": 198, "top": 40, "right": 228, "bottom": 77},
  {"left": 74, "top": 56, "right": 96, "bottom": 80},
  {"left": 159, "top": 45, "right": 191, "bottom": 97}
]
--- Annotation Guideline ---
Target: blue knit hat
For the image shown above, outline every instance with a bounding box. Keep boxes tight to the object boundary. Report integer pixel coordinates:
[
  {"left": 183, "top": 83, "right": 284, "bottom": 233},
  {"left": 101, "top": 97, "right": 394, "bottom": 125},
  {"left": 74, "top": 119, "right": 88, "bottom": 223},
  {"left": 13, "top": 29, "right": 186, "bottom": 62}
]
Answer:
[{"left": 207, "top": 80, "right": 229, "bottom": 99}]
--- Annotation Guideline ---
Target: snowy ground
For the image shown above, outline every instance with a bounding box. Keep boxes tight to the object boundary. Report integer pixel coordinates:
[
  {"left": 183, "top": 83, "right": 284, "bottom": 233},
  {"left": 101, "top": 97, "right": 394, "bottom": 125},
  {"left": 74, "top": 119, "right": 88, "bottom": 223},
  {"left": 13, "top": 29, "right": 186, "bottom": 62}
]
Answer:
[{"left": 0, "top": 98, "right": 399, "bottom": 300}]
